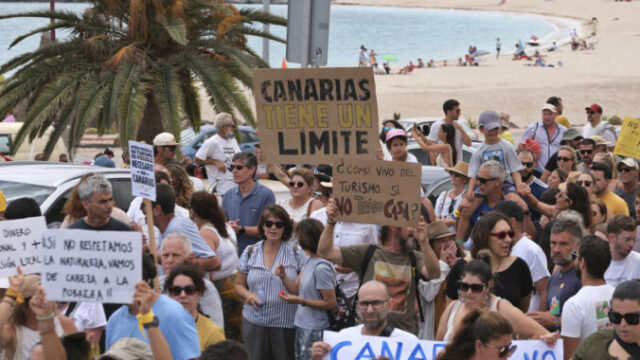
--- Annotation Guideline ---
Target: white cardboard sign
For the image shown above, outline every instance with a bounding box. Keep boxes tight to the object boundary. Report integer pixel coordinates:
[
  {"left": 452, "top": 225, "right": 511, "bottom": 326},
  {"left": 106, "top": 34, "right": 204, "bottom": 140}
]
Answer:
[
  {"left": 0, "top": 216, "right": 47, "bottom": 276},
  {"left": 129, "top": 140, "right": 156, "bottom": 201}
]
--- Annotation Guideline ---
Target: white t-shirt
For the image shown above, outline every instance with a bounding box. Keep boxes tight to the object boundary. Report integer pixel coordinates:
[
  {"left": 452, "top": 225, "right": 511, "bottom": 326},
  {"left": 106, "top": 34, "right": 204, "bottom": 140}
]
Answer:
[
  {"left": 383, "top": 149, "right": 418, "bottom": 163},
  {"left": 427, "top": 119, "right": 464, "bottom": 163},
  {"left": 62, "top": 302, "right": 107, "bottom": 331},
  {"left": 561, "top": 284, "right": 615, "bottom": 341},
  {"left": 604, "top": 251, "right": 640, "bottom": 287},
  {"left": 338, "top": 324, "right": 418, "bottom": 340},
  {"left": 195, "top": 134, "right": 240, "bottom": 194},
  {"left": 511, "top": 236, "right": 550, "bottom": 312}
]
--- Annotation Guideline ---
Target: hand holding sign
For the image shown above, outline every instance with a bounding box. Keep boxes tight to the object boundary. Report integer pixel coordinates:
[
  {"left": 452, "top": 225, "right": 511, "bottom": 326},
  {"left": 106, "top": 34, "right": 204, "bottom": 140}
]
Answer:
[
  {"left": 134, "top": 281, "right": 157, "bottom": 315},
  {"left": 414, "top": 216, "right": 429, "bottom": 249}
]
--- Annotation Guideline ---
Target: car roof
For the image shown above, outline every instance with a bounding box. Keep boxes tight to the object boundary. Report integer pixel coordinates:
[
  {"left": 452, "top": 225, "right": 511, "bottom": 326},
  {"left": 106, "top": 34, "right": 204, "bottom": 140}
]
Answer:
[{"left": 0, "top": 162, "right": 130, "bottom": 187}]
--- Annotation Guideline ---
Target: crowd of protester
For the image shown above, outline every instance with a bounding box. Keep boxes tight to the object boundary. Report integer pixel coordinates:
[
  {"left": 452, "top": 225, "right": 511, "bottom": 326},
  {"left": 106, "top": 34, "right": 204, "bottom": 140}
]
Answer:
[{"left": 0, "top": 100, "right": 639, "bottom": 360}]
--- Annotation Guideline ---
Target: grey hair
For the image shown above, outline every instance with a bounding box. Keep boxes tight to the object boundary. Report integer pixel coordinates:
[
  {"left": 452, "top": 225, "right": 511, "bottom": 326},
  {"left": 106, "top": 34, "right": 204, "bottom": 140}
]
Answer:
[
  {"left": 232, "top": 152, "right": 257, "bottom": 169},
  {"left": 550, "top": 217, "right": 583, "bottom": 244},
  {"left": 556, "top": 210, "right": 587, "bottom": 237},
  {"left": 214, "top": 112, "right": 233, "bottom": 132},
  {"left": 78, "top": 175, "right": 112, "bottom": 201},
  {"left": 161, "top": 233, "right": 193, "bottom": 256},
  {"left": 479, "top": 160, "right": 506, "bottom": 181}
]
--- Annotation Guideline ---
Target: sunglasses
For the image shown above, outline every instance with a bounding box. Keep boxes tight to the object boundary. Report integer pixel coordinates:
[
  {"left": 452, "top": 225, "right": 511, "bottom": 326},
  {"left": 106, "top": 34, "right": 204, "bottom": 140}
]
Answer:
[
  {"left": 522, "top": 161, "right": 534, "bottom": 168},
  {"left": 264, "top": 220, "right": 284, "bottom": 229},
  {"left": 383, "top": 126, "right": 395, "bottom": 131},
  {"left": 477, "top": 177, "right": 497, "bottom": 184},
  {"left": 458, "top": 282, "right": 486, "bottom": 293},
  {"left": 162, "top": 145, "right": 177, "bottom": 151},
  {"left": 168, "top": 285, "right": 197, "bottom": 296},
  {"left": 490, "top": 230, "right": 515, "bottom": 239},
  {"left": 229, "top": 164, "right": 245, "bottom": 171},
  {"left": 485, "top": 343, "right": 518, "bottom": 358},
  {"left": 618, "top": 167, "right": 635, "bottom": 173},
  {"left": 557, "top": 156, "right": 573, "bottom": 162},
  {"left": 580, "top": 149, "right": 593, "bottom": 155},
  {"left": 608, "top": 311, "right": 640, "bottom": 325},
  {"left": 576, "top": 180, "right": 592, "bottom": 187},
  {"left": 586, "top": 110, "right": 594, "bottom": 115},
  {"left": 289, "top": 181, "right": 306, "bottom": 188}
]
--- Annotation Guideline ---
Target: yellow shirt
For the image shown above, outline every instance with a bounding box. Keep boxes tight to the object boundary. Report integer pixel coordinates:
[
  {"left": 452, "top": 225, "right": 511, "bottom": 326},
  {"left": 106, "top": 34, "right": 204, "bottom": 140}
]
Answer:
[
  {"left": 500, "top": 129, "right": 514, "bottom": 144},
  {"left": 196, "top": 313, "right": 225, "bottom": 352},
  {"left": 598, "top": 192, "right": 630, "bottom": 216}
]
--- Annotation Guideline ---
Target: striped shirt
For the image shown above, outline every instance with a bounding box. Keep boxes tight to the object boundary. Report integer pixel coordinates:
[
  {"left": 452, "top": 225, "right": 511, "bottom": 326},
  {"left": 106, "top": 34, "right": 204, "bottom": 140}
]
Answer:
[{"left": 237, "top": 240, "right": 307, "bottom": 328}]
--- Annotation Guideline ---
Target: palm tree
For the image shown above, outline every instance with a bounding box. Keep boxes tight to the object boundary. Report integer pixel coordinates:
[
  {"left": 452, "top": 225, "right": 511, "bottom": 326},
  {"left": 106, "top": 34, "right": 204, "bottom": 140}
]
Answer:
[{"left": 0, "top": 0, "right": 286, "bottom": 159}]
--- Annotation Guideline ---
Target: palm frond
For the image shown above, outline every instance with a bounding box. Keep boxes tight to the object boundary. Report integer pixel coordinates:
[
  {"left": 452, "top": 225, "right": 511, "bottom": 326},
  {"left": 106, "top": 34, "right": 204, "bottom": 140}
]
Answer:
[
  {"left": 178, "top": 70, "right": 201, "bottom": 131},
  {"left": 152, "top": 59, "right": 183, "bottom": 138}
]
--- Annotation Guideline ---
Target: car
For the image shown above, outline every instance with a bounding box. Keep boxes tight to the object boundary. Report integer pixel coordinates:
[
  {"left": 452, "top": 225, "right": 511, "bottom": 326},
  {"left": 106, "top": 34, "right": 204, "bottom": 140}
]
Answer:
[
  {"left": 0, "top": 162, "right": 134, "bottom": 225},
  {"left": 398, "top": 117, "right": 480, "bottom": 143},
  {"left": 0, "top": 123, "right": 68, "bottom": 161},
  {"left": 180, "top": 124, "right": 259, "bottom": 160}
]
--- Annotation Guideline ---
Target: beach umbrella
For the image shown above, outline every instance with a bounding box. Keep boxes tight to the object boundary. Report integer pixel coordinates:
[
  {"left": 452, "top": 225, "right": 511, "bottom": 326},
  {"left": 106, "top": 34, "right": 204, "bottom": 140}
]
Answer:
[
  {"left": 381, "top": 54, "right": 399, "bottom": 62},
  {"left": 518, "top": 39, "right": 524, "bottom": 51}
]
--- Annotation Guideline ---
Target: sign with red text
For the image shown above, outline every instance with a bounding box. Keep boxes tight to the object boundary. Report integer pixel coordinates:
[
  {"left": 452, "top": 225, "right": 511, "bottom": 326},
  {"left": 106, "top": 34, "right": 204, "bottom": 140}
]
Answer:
[
  {"left": 253, "top": 67, "right": 379, "bottom": 164},
  {"left": 613, "top": 116, "right": 640, "bottom": 159},
  {"left": 332, "top": 159, "right": 421, "bottom": 227}
]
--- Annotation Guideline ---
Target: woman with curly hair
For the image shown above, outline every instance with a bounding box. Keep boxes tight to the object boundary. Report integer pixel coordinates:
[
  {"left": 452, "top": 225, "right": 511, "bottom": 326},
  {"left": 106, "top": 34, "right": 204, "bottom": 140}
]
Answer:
[{"left": 166, "top": 164, "right": 194, "bottom": 209}]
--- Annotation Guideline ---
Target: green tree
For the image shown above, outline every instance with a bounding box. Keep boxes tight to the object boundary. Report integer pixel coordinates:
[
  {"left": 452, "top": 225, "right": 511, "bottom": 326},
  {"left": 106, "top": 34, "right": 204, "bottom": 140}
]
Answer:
[{"left": 0, "top": 0, "right": 285, "bottom": 158}]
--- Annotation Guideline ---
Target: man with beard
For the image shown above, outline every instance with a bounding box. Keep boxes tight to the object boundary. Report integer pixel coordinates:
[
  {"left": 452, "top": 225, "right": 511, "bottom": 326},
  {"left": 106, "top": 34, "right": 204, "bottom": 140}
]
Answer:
[
  {"left": 582, "top": 104, "right": 617, "bottom": 151},
  {"left": 310, "top": 281, "right": 418, "bottom": 359},
  {"left": 615, "top": 158, "right": 640, "bottom": 219},
  {"left": 604, "top": 215, "right": 640, "bottom": 287},
  {"left": 195, "top": 113, "right": 240, "bottom": 194},
  {"left": 577, "top": 138, "right": 597, "bottom": 172},
  {"left": 592, "top": 163, "right": 630, "bottom": 216},
  {"left": 317, "top": 199, "right": 440, "bottom": 334},
  {"left": 561, "top": 236, "right": 614, "bottom": 360},
  {"left": 518, "top": 150, "right": 548, "bottom": 222},
  {"left": 530, "top": 219, "right": 582, "bottom": 332}
]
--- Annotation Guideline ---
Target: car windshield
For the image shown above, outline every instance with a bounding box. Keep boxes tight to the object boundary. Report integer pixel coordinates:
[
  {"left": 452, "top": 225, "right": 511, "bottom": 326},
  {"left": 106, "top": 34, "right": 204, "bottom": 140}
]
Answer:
[{"left": 0, "top": 180, "right": 55, "bottom": 205}]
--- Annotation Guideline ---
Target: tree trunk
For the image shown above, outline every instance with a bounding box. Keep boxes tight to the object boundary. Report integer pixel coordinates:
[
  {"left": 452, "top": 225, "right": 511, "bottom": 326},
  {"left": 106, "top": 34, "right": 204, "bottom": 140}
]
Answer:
[{"left": 136, "top": 93, "right": 165, "bottom": 144}]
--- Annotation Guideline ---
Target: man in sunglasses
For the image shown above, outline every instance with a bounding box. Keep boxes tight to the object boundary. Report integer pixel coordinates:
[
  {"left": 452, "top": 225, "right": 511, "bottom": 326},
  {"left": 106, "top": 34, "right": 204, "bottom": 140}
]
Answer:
[
  {"left": 604, "top": 215, "right": 640, "bottom": 288},
  {"left": 592, "top": 162, "right": 630, "bottom": 216},
  {"left": 310, "top": 281, "right": 418, "bottom": 359},
  {"left": 577, "top": 138, "right": 597, "bottom": 172},
  {"left": 153, "top": 132, "right": 180, "bottom": 166},
  {"left": 615, "top": 158, "right": 640, "bottom": 219},
  {"left": 582, "top": 103, "right": 617, "bottom": 151},
  {"left": 561, "top": 236, "right": 614, "bottom": 360},
  {"left": 517, "top": 150, "right": 547, "bottom": 222},
  {"left": 194, "top": 113, "right": 240, "bottom": 194},
  {"left": 574, "top": 280, "right": 640, "bottom": 360}
]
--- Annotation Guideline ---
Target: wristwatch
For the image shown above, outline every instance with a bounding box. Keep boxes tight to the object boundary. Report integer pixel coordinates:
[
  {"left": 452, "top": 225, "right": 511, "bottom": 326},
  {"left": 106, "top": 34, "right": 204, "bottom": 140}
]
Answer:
[
  {"left": 238, "top": 226, "right": 246, "bottom": 235},
  {"left": 143, "top": 316, "right": 160, "bottom": 329}
]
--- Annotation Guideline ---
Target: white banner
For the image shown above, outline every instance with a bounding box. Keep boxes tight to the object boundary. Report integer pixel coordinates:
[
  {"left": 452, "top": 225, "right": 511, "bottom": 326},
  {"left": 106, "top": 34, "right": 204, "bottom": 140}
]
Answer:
[
  {"left": 0, "top": 216, "right": 47, "bottom": 276},
  {"left": 322, "top": 331, "right": 563, "bottom": 360},
  {"left": 129, "top": 140, "right": 156, "bottom": 201},
  {"left": 41, "top": 229, "right": 142, "bottom": 303}
]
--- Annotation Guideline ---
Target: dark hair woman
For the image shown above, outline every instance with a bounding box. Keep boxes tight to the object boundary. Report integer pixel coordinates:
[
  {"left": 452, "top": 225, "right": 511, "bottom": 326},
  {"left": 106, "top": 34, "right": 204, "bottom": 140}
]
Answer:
[
  {"left": 411, "top": 122, "right": 456, "bottom": 167},
  {"left": 526, "top": 182, "right": 593, "bottom": 233}
]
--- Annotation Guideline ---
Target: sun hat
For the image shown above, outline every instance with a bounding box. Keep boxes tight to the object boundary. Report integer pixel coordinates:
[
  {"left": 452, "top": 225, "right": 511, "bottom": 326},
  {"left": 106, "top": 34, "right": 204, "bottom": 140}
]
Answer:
[
  {"left": 98, "top": 338, "right": 153, "bottom": 360},
  {"left": 561, "top": 128, "right": 582, "bottom": 142},
  {"left": 617, "top": 157, "right": 639, "bottom": 170},
  {"left": 445, "top": 161, "right": 469, "bottom": 178},
  {"left": 541, "top": 103, "right": 557, "bottom": 113},
  {"left": 385, "top": 128, "right": 407, "bottom": 142},
  {"left": 152, "top": 132, "right": 180, "bottom": 146},
  {"left": 590, "top": 135, "right": 611, "bottom": 146},
  {"left": 585, "top": 104, "right": 603, "bottom": 113},
  {"left": 427, "top": 220, "right": 456, "bottom": 240},
  {"left": 478, "top": 110, "right": 501, "bottom": 131},
  {"left": 555, "top": 115, "right": 571, "bottom": 128}
]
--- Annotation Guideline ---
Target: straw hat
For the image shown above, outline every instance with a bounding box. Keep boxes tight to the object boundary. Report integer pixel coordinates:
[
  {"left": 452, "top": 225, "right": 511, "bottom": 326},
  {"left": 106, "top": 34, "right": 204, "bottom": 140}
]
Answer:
[
  {"left": 589, "top": 135, "right": 611, "bottom": 146},
  {"left": 445, "top": 161, "right": 469, "bottom": 178},
  {"left": 427, "top": 220, "right": 456, "bottom": 240}
]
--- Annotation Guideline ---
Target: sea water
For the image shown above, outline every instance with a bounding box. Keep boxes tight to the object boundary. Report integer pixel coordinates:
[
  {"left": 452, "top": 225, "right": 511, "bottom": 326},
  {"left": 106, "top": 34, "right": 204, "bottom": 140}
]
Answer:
[{"left": 0, "top": 3, "right": 567, "bottom": 73}]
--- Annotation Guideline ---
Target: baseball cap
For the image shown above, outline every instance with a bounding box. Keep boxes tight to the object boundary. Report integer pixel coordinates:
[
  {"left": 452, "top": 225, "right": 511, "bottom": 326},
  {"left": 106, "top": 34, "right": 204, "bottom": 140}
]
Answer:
[
  {"left": 427, "top": 220, "right": 456, "bottom": 240},
  {"left": 585, "top": 104, "right": 603, "bottom": 113},
  {"left": 152, "top": 132, "right": 180, "bottom": 146},
  {"left": 617, "top": 158, "right": 639, "bottom": 170},
  {"left": 541, "top": 103, "right": 557, "bottom": 113},
  {"left": 99, "top": 338, "right": 153, "bottom": 360},
  {"left": 478, "top": 110, "right": 501, "bottom": 131},
  {"left": 215, "top": 112, "right": 234, "bottom": 129},
  {"left": 385, "top": 128, "right": 407, "bottom": 142}
]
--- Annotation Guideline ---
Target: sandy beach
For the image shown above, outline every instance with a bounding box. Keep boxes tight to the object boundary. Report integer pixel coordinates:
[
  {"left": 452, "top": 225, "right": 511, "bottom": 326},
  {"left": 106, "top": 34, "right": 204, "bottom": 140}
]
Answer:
[{"left": 333, "top": 0, "right": 640, "bottom": 128}]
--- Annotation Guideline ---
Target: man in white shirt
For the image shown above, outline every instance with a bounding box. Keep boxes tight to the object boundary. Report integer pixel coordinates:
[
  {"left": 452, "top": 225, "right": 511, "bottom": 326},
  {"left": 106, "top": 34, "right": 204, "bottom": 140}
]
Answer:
[
  {"left": 604, "top": 215, "right": 640, "bottom": 287},
  {"left": 426, "top": 99, "right": 471, "bottom": 164},
  {"left": 310, "top": 280, "right": 417, "bottom": 359},
  {"left": 582, "top": 104, "right": 617, "bottom": 151},
  {"left": 194, "top": 112, "right": 240, "bottom": 194},
  {"left": 562, "top": 236, "right": 615, "bottom": 360},
  {"left": 519, "top": 103, "right": 566, "bottom": 173}
]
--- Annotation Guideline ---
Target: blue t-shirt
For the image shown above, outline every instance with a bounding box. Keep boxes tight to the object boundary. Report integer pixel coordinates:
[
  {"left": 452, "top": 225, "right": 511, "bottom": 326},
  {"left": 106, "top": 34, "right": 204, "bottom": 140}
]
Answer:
[
  {"left": 105, "top": 295, "right": 200, "bottom": 360},
  {"left": 294, "top": 258, "right": 336, "bottom": 330},
  {"left": 161, "top": 216, "right": 215, "bottom": 258},
  {"left": 222, "top": 182, "right": 275, "bottom": 255}
]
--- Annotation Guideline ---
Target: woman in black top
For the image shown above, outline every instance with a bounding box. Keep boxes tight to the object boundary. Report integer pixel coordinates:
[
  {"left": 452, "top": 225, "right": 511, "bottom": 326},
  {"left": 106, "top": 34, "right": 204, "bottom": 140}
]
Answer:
[{"left": 446, "top": 212, "right": 533, "bottom": 312}]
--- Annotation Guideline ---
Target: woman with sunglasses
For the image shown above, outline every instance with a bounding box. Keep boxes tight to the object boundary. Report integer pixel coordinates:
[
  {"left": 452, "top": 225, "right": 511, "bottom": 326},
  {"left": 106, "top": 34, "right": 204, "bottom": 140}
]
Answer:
[
  {"left": 437, "top": 310, "right": 515, "bottom": 360},
  {"left": 576, "top": 172, "right": 597, "bottom": 197},
  {"left": 435, "top": 162, "right": 469, "bottom": 230},
  {"left": 437, "top": 252, "right": 556, "bottom": 343},
  {"left": 547, "top": 168, "right": 568, "bottom": 189},
  {"left": 279, "top": 168, "right": 322, "bottom": 224},
  {"left": 165, "top": 264, "right": 225, "bottom": 351},
  {"left": 526, "top": 182, "right": 594, "bottom": 233},
  {"left": 234, "top": 205, "right": 306, "bottom": 360},
  {"left": 555, "top": 146, "right": 578, "bottom": 174}
]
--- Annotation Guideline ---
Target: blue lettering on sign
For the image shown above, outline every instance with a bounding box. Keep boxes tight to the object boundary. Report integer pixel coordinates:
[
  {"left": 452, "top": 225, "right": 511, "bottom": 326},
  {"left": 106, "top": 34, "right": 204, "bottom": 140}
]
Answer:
[
  {"left": 331, "top": 341, "right": 352, "bottom": 360},
  {"left": 355, "top": 343, "right": 375, "bottom": 359},
  {"left": 524, "top": 350, "right": 557, "bottom": 360},
  {"left": 407, "top": 343, "right": 428, "bottom": 360},
  {"left": 432, "top": 343, "right": 446, "bottom": 359},
  {"left": 380, "top": 341, "right": 403, "bottom": 359}
]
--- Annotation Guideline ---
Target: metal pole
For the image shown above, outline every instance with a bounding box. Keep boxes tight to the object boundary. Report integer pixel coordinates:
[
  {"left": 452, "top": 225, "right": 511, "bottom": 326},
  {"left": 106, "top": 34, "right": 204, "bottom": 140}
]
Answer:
[
  {"left": 262, "top": 0, "right": 270, "bottom": 64},
  {"left": 50, "top": 0, "right": 55, "bottom": 42}
]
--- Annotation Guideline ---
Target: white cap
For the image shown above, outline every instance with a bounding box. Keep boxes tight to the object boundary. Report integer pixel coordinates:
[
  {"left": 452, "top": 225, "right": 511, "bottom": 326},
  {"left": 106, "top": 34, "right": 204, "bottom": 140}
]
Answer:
[
  {"left": 152, "top": 132, "right": 180, "bottom": 146},
  {"left": 541, "top": 103, "right": 557, "bottom": 113}
]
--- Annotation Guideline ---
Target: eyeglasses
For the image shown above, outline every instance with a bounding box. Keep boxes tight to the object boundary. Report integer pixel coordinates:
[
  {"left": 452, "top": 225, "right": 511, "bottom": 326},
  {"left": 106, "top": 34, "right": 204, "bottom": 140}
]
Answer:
[
  {"left": 289, "top": 181, "right": 305, "bottom": 188},
  {"left": 458, "top": 282, "right": 486, "bottom": 293},
  {"left": 229, "top": 164, "right": 245, "bottom": 171},
  {"left": 356, "top": 299, "right": 386, "bottom": 309},
  {"left": 162, "top": 145, "right": 177, "bottom": 151},
  {"left": 383, "top": 126, "right": 395, "bottom": 131},
  {"left": 484, "top": 343, "right": 517, "bottom": 358},
  {"left": 522, "top": 161, "right": 534, "bottom": 168},
  {"left": 168, "top": 285, "right": 197, "bottom": 296},
  {"left": 490, "top": 231, "right": 515, "bottom": 239},
  {"left": 477, "top": 177, "right": 497, "bottom": 184},
  {"left": 557, "top": 156, "right": 573, "bottom": 162},
  {"left": 576, "top": 180, "right": 592, "bottom": 187},
  {"left": 608, "top": 310, "right": 640, "bottom": 325},
  {"left": 579, "top": 149, "right": 594, "bottom": 155},
  {"left": 264, "top": 220, "right": 284, "bottom": 229}
]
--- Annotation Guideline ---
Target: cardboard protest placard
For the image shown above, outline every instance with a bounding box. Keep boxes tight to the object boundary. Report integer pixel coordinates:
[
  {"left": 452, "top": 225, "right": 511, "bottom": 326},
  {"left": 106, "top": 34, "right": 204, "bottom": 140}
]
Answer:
[
  {"left": 0, "top": 216, "right": 47, "bottom": 276},
  {"left": 332, "top": 159, "right": 421, "bottom": 227},
  {"left": 253, "top": 67, "right": 379, "bottom": 164},
  {"left": 322, "top": 331, "right": 563, "bottom": 360},
  {"left": 41, "top": 229, "right": 142, "bottom": 303},
  {"left": 129, "top": 140, "right": 156, "bottom": 201},
  {"left": 614, "top": 116, "right": 640, "bottom": 159}
]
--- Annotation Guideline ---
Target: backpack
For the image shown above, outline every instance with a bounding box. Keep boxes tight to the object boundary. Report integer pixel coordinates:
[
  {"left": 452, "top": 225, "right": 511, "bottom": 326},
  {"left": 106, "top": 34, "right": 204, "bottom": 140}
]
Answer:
[{"left": 326, "top": 267, "right": 357, "bottom": 331}]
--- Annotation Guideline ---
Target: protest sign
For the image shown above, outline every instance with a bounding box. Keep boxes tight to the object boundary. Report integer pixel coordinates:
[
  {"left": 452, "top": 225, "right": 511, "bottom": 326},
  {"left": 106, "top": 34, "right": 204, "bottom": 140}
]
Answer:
[
  {"left": 332, "top": 158, "right": 421, "bottom": 226},
  {"left": 322, "top": 331, "right": 563, "bottom": 360},
  {"left": 0, "top": 216, "right": 47, "bottom": 276},
  {"left": 614, "top": 116, "right": 640, "bottom": 159},
  {"left": 253, "top": 67, "right": 379, "bottom": 164},
  {"left": 41, "top": 229, "right": 142, "bottom": 303},
  {"left": 129, "top": 140, "right": 156, "bottom": 201}
]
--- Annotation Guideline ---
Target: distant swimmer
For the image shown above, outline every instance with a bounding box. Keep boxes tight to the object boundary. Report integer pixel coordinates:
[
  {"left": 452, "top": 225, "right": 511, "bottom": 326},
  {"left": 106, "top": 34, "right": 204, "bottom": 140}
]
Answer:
[{"left": 496, "top": 38, "right": 502, "bottom": 59}]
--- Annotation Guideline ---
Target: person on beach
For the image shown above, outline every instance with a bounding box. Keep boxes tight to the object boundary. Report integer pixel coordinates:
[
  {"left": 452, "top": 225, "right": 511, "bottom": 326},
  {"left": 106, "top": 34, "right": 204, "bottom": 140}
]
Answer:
[
  {"left": 358, "top": 45, "right": 368, "bottom": 67},
  {"left": 369, "top": 49, "right": 377, "bottom": 67},
  {"left": 496, "top": 38, "right": 501, "bottom": 58}
]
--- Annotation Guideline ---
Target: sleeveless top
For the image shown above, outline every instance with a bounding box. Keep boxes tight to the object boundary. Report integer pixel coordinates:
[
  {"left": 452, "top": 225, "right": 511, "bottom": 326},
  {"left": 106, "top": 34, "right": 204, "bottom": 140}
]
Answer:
[
  {"left": 202, "top": 223, "right": 239, "bottom": 280},
  {"left": 14, "top": 317, "right": 64, "bottom": 360},
  {"left": 443, "top": 296, "right": 502, "bottom": 341},
  {"left": 278, "top": 198, "right": 313, "bottom": 223}
]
